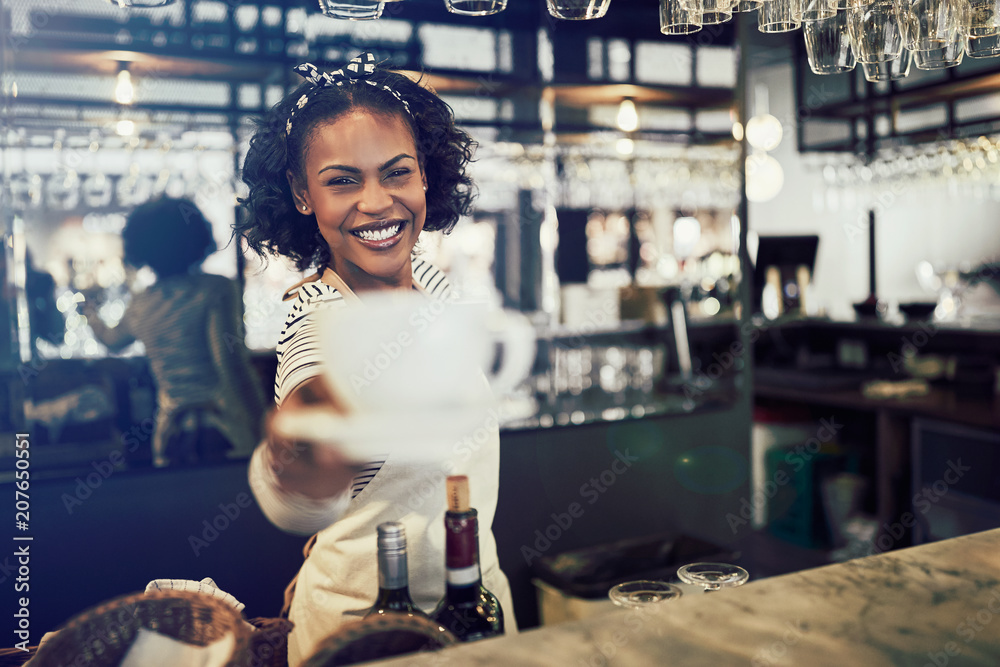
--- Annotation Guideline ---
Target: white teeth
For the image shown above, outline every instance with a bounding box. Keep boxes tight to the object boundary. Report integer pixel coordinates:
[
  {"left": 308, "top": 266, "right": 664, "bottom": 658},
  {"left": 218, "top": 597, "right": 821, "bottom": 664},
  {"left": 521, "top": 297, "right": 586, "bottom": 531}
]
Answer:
[{"left": 356, "top": 223, "right": 402, "bottom": 242}]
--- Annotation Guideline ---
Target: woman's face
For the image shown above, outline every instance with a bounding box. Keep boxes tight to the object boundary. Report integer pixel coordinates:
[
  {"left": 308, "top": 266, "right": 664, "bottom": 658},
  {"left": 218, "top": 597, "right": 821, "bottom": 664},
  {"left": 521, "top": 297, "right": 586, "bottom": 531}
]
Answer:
[{"left": 294, "top": 111, "right": 426, "bottom": 292}]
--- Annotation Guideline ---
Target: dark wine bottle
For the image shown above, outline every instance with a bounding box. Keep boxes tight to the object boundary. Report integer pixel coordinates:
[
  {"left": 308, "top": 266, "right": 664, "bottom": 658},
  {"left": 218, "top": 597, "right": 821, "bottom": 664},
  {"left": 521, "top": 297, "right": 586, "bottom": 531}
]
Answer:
[
  {"left": 431, "top": 476, "right": 504, "bottom": 642},
  {"left": 366, "top": 522, "right": 428, "bottom": 618}
]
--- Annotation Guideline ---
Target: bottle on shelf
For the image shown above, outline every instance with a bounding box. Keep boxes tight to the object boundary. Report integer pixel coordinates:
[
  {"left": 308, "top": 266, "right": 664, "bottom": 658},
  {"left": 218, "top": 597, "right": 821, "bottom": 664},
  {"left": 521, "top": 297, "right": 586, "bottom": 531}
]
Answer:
[
  {"left": 431, "top": 475, "right": 504, "bottom": 642},
  {"left": 366, "top": 521, "right": 429, "bottom": 619}
]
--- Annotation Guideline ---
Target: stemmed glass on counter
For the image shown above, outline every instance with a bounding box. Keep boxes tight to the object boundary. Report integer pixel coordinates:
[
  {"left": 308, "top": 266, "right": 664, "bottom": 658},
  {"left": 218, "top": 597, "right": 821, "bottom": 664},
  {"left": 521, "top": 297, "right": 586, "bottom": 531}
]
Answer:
[
  {"left": 608, "top": 580, "right": 683, "bottom": 608},
  {"left": 676, "top": 562, "right": 750, "bottom": 592},
  {"left": 607, "top": 562, "right": 749, "bottom": 608}
]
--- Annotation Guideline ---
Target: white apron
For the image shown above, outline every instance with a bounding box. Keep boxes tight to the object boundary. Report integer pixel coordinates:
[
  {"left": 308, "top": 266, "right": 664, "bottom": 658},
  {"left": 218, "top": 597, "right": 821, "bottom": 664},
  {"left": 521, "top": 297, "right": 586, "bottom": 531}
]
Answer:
[{"left": 286, "top": 421, "right": 515, "bottom": 665}]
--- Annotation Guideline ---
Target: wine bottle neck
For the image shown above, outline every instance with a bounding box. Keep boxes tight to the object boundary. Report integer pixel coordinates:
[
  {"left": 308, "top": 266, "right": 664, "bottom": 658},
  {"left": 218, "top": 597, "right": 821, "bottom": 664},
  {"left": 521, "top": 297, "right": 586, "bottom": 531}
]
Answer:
[
  {"left": 445, "top": 509, "right": 480, "bottom": 568},
  {"left": 443, "top": 509, "right": 483, "bottom": 598},
  {"left": 378, "top": 546, "right": 409, "bottom": 590}
]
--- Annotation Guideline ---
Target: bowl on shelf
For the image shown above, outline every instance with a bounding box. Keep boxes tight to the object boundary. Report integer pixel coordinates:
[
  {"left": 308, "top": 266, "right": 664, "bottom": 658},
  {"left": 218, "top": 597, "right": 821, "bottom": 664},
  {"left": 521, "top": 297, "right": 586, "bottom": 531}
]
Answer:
[
  {"left": 898, "top": 301, "right": 937, "bottom": 321},
  {"left": 852, "top": 300, "right": 880, "bottom": 320}
]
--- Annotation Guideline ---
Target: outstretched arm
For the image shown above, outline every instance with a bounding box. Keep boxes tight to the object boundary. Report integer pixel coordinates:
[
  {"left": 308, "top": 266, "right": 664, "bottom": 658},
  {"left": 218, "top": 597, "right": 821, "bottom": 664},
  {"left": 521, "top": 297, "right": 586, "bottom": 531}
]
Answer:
[{"left": 248, "top": 377, "right": 360, "bottom": 535}]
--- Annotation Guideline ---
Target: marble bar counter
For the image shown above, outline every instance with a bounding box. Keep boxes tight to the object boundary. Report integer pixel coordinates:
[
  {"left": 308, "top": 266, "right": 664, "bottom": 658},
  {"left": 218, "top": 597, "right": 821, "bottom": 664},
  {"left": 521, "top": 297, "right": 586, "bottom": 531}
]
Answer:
[{"left": 378, "top": 529, "right": 1000, "bottom": 666}]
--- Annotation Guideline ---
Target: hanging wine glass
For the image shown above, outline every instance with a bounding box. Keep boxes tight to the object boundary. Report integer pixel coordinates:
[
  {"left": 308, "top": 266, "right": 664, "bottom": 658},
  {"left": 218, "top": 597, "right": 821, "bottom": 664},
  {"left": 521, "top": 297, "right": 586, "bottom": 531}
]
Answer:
[
  {"left": 163, "top": 171, "right": 188, "bottom": 198},
  {"left": 318, "top": 0, "right": 385, "bottom": 20},
  {"left": 676, "top": 562, "right": 749, "bottom": 592},
  {"left": 546, "top": 0, "right": 611, "bottom": 20},
  {"left": 862, "top": 49, "right": 913, "bottom": 82},
  {"left": 759, "top": 0, "right": 802, "bottom": 33},
  {"left": 734, "top": 0, "right": 761, "bottom": 12},
  {"left": 7, "top": 172, "right": 43, "bottom": 210},
  {"left": 912, "top": 41, "right": 965, "bottom": 70},
  {"left": 108, "top": 0, "right": 177, "bottom": 6},
  {"left": 803, "top": 10, "right": 857, "bottom": 74},
  {"left": 897, "top": 0, "right": 965, "bottom": 69},
  {"left": 661, "top": 0, "right": 702, "bottom": 34},
  {"left": 116, "top": 171, "right": 153, "bottom": 208},
  {"left": 446, "top": 0, "right": 507, "bottom": 16},
  {"left": 847, "top": 0, "right": 904, "bottom": 64},
  {"left": 46, "top": 170, "right": 81, "bottom": 211},
  {"left": 693, "top": 0, "right": 734, "bottom": 25},
  {"left": 964, "top": 0, "right": 1000, "bottom": 57},
  {"left": 82, "top": 173, "right": 113, "bottom": 208},
  {"left": 797, "top": 0, "right": 835, "bottom": 22}
]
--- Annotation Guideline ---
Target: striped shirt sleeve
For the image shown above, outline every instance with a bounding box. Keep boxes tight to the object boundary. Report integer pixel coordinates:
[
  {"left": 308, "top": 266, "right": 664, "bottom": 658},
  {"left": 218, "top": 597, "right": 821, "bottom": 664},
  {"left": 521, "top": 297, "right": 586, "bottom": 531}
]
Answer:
[{"left": 274, "top": 288, "right": 345, "bottom": 406}]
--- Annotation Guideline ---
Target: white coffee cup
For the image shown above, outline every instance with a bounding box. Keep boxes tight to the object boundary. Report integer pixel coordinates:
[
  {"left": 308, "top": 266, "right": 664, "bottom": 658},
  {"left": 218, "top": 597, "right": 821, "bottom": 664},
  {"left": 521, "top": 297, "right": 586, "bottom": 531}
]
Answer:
[{"left": 315, "top": 290, "right": 536, "bottom": 415}]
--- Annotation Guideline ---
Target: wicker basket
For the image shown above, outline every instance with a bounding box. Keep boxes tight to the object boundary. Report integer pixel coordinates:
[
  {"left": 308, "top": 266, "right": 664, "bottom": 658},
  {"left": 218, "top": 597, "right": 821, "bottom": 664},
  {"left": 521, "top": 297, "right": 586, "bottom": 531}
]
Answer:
[
  {"left": 29, "top": 590, "right": 252, "bottom": 667},
  {"left": 301, "top": 613, "right": 457, "bottom": 667}
]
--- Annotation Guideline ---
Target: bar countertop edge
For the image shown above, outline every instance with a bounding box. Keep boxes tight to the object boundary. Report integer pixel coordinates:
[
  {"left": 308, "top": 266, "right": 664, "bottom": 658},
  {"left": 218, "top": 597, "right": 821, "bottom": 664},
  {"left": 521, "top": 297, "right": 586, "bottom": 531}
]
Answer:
[{"left": 373, "top": 528, "right": 1000, "bottom": 666}]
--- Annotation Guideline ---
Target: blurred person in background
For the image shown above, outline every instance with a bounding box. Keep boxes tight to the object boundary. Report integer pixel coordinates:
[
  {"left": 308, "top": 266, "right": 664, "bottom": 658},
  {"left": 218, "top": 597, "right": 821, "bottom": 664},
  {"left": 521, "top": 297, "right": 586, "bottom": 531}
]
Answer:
[
  {"left": 25, "top": 250, "right": 64, "bottom": 357},
  {"left": 84, "top": 196, "right": 266, "bottom": 467}
]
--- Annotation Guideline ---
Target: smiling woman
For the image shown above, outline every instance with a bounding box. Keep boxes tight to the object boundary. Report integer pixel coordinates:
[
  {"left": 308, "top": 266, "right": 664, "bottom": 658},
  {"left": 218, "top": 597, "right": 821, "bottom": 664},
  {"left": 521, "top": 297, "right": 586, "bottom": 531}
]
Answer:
[
  {"left": 235, "top": 52, "right": 516, "bottom": 666},
  {"left": 238, "top": 54, "right": 474, "bottom": 277},
  {"left": 290, "top": 112, "right": 428, "bottom": 292}
]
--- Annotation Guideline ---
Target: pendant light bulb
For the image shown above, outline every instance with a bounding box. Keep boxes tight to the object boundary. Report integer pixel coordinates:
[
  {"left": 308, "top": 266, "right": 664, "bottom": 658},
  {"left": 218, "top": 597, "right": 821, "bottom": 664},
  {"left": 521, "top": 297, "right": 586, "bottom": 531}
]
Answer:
[
  {"left": 745, "top": 114, "right": 782, "bottom": 152},
  {"left": 617, "top": 98, "right": 639, "bottom": 132},
  {"left": 115, "top": 69, "right": 134, "bottom": 105}
]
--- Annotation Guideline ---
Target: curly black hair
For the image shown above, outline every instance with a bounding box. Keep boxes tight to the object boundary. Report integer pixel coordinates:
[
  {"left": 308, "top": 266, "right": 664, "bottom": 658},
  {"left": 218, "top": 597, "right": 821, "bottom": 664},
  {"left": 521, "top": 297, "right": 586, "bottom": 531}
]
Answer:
[
  {"left": 122, "top": 196, "right": 217, "bottom": 277},
  {"left": 237, "top": 61, "right": 476, "bottom": 272}
]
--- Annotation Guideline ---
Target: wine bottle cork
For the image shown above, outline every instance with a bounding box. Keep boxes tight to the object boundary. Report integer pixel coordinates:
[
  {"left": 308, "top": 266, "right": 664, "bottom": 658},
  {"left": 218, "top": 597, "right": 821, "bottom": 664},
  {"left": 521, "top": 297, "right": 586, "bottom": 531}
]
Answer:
[{"left": 446, "top": 475, "right": 470, "bottom": 513}]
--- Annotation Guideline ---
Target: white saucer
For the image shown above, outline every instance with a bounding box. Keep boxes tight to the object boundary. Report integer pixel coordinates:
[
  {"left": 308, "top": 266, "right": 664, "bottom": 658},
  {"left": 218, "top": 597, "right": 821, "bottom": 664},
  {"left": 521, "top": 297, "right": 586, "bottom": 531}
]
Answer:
[{"left": 271, "top": 405, "right": 498, "bottom": 462}]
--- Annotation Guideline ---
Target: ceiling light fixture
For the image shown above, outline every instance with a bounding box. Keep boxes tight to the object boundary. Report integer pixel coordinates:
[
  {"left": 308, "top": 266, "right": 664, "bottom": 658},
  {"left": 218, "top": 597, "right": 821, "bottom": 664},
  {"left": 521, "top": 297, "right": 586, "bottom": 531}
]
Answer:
[{"left": 745, "top": 85, "right": 782, "bottom": 152}]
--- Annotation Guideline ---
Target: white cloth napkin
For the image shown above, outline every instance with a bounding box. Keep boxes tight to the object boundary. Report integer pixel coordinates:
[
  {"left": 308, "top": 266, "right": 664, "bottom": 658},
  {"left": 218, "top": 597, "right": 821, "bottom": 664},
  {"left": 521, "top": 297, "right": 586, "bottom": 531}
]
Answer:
[
  {"left": 144, "top": 577, "right": 245, "bottom": 613},
  {"left": 119, "top": 627, "right": 235, "bottom": 667}
]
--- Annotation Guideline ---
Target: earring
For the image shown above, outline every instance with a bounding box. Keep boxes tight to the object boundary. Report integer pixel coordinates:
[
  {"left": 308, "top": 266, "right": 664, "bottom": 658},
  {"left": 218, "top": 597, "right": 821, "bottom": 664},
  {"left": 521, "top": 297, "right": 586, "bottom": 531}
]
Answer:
[
  {"left": 423, "top": 185, "right": 428, "bottom": 192},
  {"left": 302, "top": 204, "right": 308, "bottom": 211}
]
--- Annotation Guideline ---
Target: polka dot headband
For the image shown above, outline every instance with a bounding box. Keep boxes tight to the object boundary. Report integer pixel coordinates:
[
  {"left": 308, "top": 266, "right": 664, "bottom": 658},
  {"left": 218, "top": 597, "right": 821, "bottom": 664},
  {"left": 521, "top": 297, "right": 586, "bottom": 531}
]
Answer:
[{"left": 285, "top": 52, "right": 412, "bottom": 135}]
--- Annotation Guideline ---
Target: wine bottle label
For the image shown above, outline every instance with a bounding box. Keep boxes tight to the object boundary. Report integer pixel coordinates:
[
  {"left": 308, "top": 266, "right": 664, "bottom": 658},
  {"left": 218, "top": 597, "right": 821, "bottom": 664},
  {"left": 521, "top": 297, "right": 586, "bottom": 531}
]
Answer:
[{"left": 445, "top": 564, "right": 480, "bottom": 587}]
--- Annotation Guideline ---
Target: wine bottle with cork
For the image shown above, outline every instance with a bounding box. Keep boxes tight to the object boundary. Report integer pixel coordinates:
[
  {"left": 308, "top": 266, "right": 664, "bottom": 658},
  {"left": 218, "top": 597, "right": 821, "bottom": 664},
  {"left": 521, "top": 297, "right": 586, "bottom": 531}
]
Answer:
[
  {"left": 366, "top": 521, "right": 430, "bottom": 619},
  {"left": 431, "top": 475, "right": 504, "bottom": 641}
]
